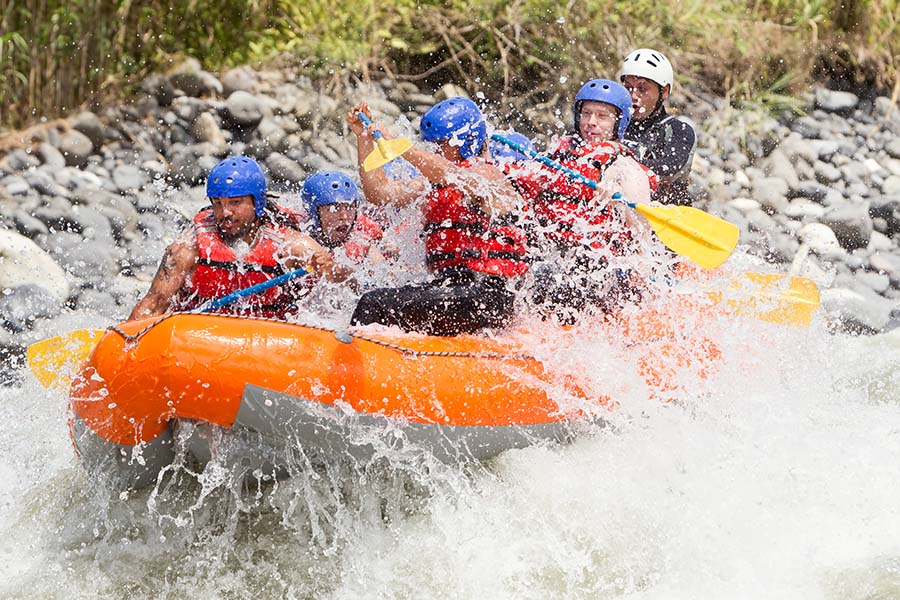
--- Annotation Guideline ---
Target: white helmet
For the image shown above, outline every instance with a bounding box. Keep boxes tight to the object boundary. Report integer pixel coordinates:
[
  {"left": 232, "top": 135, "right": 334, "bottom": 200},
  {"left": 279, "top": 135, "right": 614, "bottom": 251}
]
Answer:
[{"left": 620, "top": 48, "right": 674, "bottom": 90}]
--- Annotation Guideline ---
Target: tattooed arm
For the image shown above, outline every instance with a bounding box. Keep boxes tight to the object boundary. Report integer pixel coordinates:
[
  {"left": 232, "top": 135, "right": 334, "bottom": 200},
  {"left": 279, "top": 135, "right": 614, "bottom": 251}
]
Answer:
[{"left": 128, "top": 239, "right": 198, "bottom": 320}]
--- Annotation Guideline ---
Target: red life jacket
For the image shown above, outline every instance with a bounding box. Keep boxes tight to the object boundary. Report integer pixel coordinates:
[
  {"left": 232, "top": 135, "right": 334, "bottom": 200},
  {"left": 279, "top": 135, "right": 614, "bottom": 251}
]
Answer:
[
  {"left": 423, "top": 160, "right": 528, "bottom": 278},
  {"left": 339, "top": 214, "right": 384, "bottom": 264},
  {"left": 178, "top": 207, "right": 298, "bottom": 318},
  {"left": 524, "top": 137, "right": 655, "bottom": 251}
]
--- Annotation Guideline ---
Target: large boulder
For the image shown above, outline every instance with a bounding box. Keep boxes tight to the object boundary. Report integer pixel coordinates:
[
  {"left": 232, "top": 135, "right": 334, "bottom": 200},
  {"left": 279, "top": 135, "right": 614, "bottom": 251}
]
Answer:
[{"left": 0, "top": 228, "right": 70, "bottom": 302}]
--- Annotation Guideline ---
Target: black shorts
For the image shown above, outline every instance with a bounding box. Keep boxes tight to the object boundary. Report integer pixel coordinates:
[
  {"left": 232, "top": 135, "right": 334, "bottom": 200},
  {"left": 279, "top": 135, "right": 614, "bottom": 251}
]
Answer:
[{"left": 350, "top": 269, "right": 515, "bottom": 336}]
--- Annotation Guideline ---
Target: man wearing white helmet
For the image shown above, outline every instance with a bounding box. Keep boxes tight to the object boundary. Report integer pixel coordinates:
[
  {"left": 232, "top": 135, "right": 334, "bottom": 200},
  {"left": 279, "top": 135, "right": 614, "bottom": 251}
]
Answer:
[{"left": 620, "top": 48, "right": 697, "bottom": 206}]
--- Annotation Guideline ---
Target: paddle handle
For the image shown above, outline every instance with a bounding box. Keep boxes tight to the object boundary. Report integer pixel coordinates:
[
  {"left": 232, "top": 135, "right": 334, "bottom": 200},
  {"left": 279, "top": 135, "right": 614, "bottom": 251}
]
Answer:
[
  {"left": 358, "top": 112, "right": 385, "bottom": 142},
  {"left": 197, "top": 267, "right": 309, "bottom": 313},
  {"left": 490, "top": 133, "right": 632, "bottom": 207}
]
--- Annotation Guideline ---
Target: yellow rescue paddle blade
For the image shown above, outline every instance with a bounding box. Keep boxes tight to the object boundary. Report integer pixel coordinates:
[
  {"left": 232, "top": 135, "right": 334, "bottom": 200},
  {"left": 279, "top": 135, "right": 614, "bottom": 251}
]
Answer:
[
  {"left": 635, "top": 204, "right": 740, "bottom": 270},
  {"left": 707, "top": 273, "right": 821, "bottom": 327},
  {"left": 26, "top": 328, "right": 106, "bottom": 391},
  {"left": 363, "top": 137, "right": 413, "bottom": 172}
]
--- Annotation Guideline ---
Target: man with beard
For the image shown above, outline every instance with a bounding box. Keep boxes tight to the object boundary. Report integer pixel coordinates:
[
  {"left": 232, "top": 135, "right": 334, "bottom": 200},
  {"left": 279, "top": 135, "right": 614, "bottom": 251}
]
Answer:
[{"left": 129, "top": 156, "right": 348, "bottom": 320}]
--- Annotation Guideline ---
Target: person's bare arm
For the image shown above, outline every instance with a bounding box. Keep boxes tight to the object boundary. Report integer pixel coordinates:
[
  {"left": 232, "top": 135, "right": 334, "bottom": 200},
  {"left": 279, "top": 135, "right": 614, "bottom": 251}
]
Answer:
[
  {"left": 129, "top": 240, "right": 197, "bottom": 320},
  {"left": 347, "top": 102, "right": 429, "bottom": 207},
  {"left": 402, "top": 147, "right": 520, "bottom": 217},
  {"left": 282, "top": 230, "right": 354, "bottom": 283}
]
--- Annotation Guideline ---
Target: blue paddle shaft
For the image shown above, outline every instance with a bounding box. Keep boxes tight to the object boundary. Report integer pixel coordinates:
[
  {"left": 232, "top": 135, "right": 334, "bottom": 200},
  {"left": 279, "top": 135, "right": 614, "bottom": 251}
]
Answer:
[
  {"left": 358, "top": 113, "right": 385, "bottom": 142},
  {"left": 490, "top": 133, "right": 628, "bottom": 206},
  {"left": 198, "top": 267, "right": 309, "bottom": 313}
]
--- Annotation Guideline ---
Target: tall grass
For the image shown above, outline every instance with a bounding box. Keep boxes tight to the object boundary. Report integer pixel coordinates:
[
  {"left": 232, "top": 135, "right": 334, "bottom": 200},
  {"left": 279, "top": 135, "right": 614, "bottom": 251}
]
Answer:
[{"left": 1, "top": 0, "right": 898, "bottom": 131}]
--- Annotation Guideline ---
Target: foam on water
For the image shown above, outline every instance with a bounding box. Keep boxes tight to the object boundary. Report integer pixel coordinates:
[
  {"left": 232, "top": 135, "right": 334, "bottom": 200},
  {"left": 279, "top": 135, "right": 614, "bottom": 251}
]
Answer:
[{"left": 2, "top": 308, "right": 900, "bottom": 599}]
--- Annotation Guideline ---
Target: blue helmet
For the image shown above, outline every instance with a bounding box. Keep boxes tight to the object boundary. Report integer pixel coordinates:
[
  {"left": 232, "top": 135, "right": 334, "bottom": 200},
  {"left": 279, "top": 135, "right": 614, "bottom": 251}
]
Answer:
[
  {"left": 301, "top": 171, "right": 360, "bottom": 228},
  {"left": 420, "top": 97, "right": 487, "bottom": 160},
  {"left": 573, "top": 79, "right": 633, "bottom": 140},
  {"left": 207, "top": 156, "right": 268, "bottom": 217},
  {"left": 489, "top": 132, "right": 534, "bottom": 162}
]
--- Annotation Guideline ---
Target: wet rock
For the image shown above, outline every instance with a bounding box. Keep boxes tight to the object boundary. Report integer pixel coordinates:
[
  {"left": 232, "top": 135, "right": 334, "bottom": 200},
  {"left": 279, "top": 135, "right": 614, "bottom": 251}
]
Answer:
[
  {"left": 808, "top": 140, "right": 841, "bottom": 160},
  {"left": 74, "top": 288, "right": 120, "bottom": 316},
  {"left": 1, "top": 175, "right": 30, "bottom": 196},
  {"left": 751, "top": 177, "right": 789, "bottom": 213},
  {"left": 47, "top": 236, "right": 122, "bottom": 281},
  {"left": 821, "top": 203, "right": 873, "bottom": 251},
  {"left": 814, "top": 160, "right": 842, "bottom": 184},
  {"left": 822, "top": 286, "right": 896, "bottom": 333},
  {"left": 25, "top": 169, "right": 69, "bottom": 198},
  {"left": 192, "top": 112, "right": 227, "bottom": 148},
  {"left": 57, "top": 129, "right": 94, "bottom": 167},
  {"left": 265, "top": 153, "right": 306, "bottom": 186},
  {"left": 246, "top": 118, "right": 287, "bottom": 158},
  {"left": 366, "top": 97, "right": 402, "bottom": 119},
  {"left": 172, "top": 96, "right": 208, "bottom": 124},
  {"left": 141, "top": 73, "right": 176, "bottom": 106},
  {"left": 0, "top": 228, "right": 70, "bottom": 302},
  {"left": 435, "top": 84, "right": 469, "bottom": 101},
  {"left": 0, "top": 284, "right": 62, "bottom": 333},
  {"left": 112, "top": 164, "right": 147, "bottom": 193},
  {"left": 12, "top": 210, "right": 48, "bottom": 237},
  {"left": 815, "top": 88, "right": 859, "bottom": 113},
  {"left": 37, "top": 143, "right": 66, "bottom": 170},
  {"left": 71, "top": 111, "right": 105, "bottom": 150},
  {"left": 168, "top": 57, "right": 223, "bottom": 97},
  {"left": 885, "top": 138, "right": 900, "bottom": 160},
  {"left": 760, "top": 149, "right": 799, "bottom": 189},
  {"left": 72, "top": 205, "right": 114, "bottom": 241},
  {"left": 224, "top": 91, "right": 267, "bottom": 128},
  {"left": 856, "top": 270, "right": 891, "bottom": 294},
  {"left": 137, "top": 213, "right": 166, "bottom": 241},
  {"left": 784, "top": 198, "right": 826, "bottom": 220},
  {"left": 222, "top": 67, "right": 260, "bottom": 96},
  {"left": 1, "top": 149, "right": 41, "bottom": 172},
  {"left": 779, "top": 133, "right": 818, "bottom": 164},
  {"left": 798, "top": 222, "right": 842, "bottom": 257},
  {"left": 168, "top": 142, "right": 220, "bottom": 185}
]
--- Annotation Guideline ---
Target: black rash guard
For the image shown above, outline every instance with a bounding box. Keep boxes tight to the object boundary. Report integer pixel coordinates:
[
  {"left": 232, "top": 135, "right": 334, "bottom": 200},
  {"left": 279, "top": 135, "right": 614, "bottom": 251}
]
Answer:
[{"left": 622, "top": 106, "right": 697, "bottom": 205}]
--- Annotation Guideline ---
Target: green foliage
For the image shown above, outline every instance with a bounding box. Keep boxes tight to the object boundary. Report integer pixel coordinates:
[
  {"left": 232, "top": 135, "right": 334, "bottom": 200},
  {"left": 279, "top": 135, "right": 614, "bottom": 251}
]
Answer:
[{"left": 1, "top": 0, "right": 898, "bottom": 130}]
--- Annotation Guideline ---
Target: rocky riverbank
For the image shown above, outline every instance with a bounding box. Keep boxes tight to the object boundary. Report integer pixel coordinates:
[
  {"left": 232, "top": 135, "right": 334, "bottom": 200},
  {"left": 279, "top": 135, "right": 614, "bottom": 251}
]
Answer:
[{"left": 2, "top": 59, "right": 899, "bottom": 380}]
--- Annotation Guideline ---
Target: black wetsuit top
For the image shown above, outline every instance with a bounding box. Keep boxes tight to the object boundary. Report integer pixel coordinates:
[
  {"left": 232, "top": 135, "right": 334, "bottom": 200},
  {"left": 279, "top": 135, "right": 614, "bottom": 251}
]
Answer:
[{"left": 622, "top": 107, "right": 697, "bottom": 205}]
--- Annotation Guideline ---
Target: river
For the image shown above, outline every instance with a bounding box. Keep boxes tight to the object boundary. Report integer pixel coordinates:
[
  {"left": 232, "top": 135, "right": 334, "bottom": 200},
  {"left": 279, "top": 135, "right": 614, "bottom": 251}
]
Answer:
[{"left": 2, "top": 300, "right": 899, "bottom": 599}]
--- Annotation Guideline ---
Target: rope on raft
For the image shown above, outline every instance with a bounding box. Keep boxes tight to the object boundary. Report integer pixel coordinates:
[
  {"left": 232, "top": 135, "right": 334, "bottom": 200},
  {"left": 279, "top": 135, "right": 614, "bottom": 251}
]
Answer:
[{"left": 106, "top": 312, "right": 538, "bottom": 362}]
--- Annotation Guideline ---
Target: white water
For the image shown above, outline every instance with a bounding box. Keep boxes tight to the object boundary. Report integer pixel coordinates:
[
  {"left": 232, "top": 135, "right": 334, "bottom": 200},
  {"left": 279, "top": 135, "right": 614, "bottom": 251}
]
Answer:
[{"left": 2, "top": 304, "right": 900, "bottom": 599}]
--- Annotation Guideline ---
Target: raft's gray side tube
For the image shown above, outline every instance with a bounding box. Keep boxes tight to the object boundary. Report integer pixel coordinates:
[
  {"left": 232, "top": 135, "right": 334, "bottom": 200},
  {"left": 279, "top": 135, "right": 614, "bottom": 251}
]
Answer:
[
  {"left": 235, "top": 384, "right": 577, "bottom": 464},
  {"left": 70, "top": 414, "right": 175, "bottom": 490}
]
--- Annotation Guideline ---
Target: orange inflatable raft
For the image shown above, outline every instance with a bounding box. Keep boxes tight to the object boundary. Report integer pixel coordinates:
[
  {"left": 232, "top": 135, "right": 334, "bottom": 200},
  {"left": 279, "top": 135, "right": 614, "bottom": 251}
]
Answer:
[{"left": 69, "top": 307, "right": 720, "bottom": 489}]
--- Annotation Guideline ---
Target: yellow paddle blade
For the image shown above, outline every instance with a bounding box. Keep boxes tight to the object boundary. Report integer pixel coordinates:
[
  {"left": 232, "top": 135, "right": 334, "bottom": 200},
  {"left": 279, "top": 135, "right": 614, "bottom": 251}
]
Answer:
[
  {"left": 707, "top": 273, "right": 821, "bottom": 327},
  {"left": 26, "top": 328, "right": 106, "bottom": 391},
  {"left": 362, "top": 137, "right": 413, "bottom": 172},
  {"left": 635, "top": 204, "right": 740, "bottom": 270}
]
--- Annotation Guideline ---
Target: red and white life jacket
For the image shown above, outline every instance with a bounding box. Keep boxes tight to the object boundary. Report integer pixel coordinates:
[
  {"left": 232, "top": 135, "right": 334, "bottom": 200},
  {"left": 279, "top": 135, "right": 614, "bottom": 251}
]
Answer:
[
  {"left": 520, "top": 137, "right": 656, "bottom": 251},
  {"left": 178, "top": 207, "right": 298, "bottom": 318},
  {"left": 423, "top": 160, "right": 528, "bottom": 278},
  {"left": 336, "top": 214, "right": 384, "bottom": 264}
]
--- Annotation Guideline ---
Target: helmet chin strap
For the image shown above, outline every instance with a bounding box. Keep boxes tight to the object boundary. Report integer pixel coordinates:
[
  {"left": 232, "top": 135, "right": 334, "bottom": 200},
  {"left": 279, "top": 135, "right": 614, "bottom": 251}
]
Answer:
[{"left": 648, "top": 83, "right": 667, "bottom": 118}]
